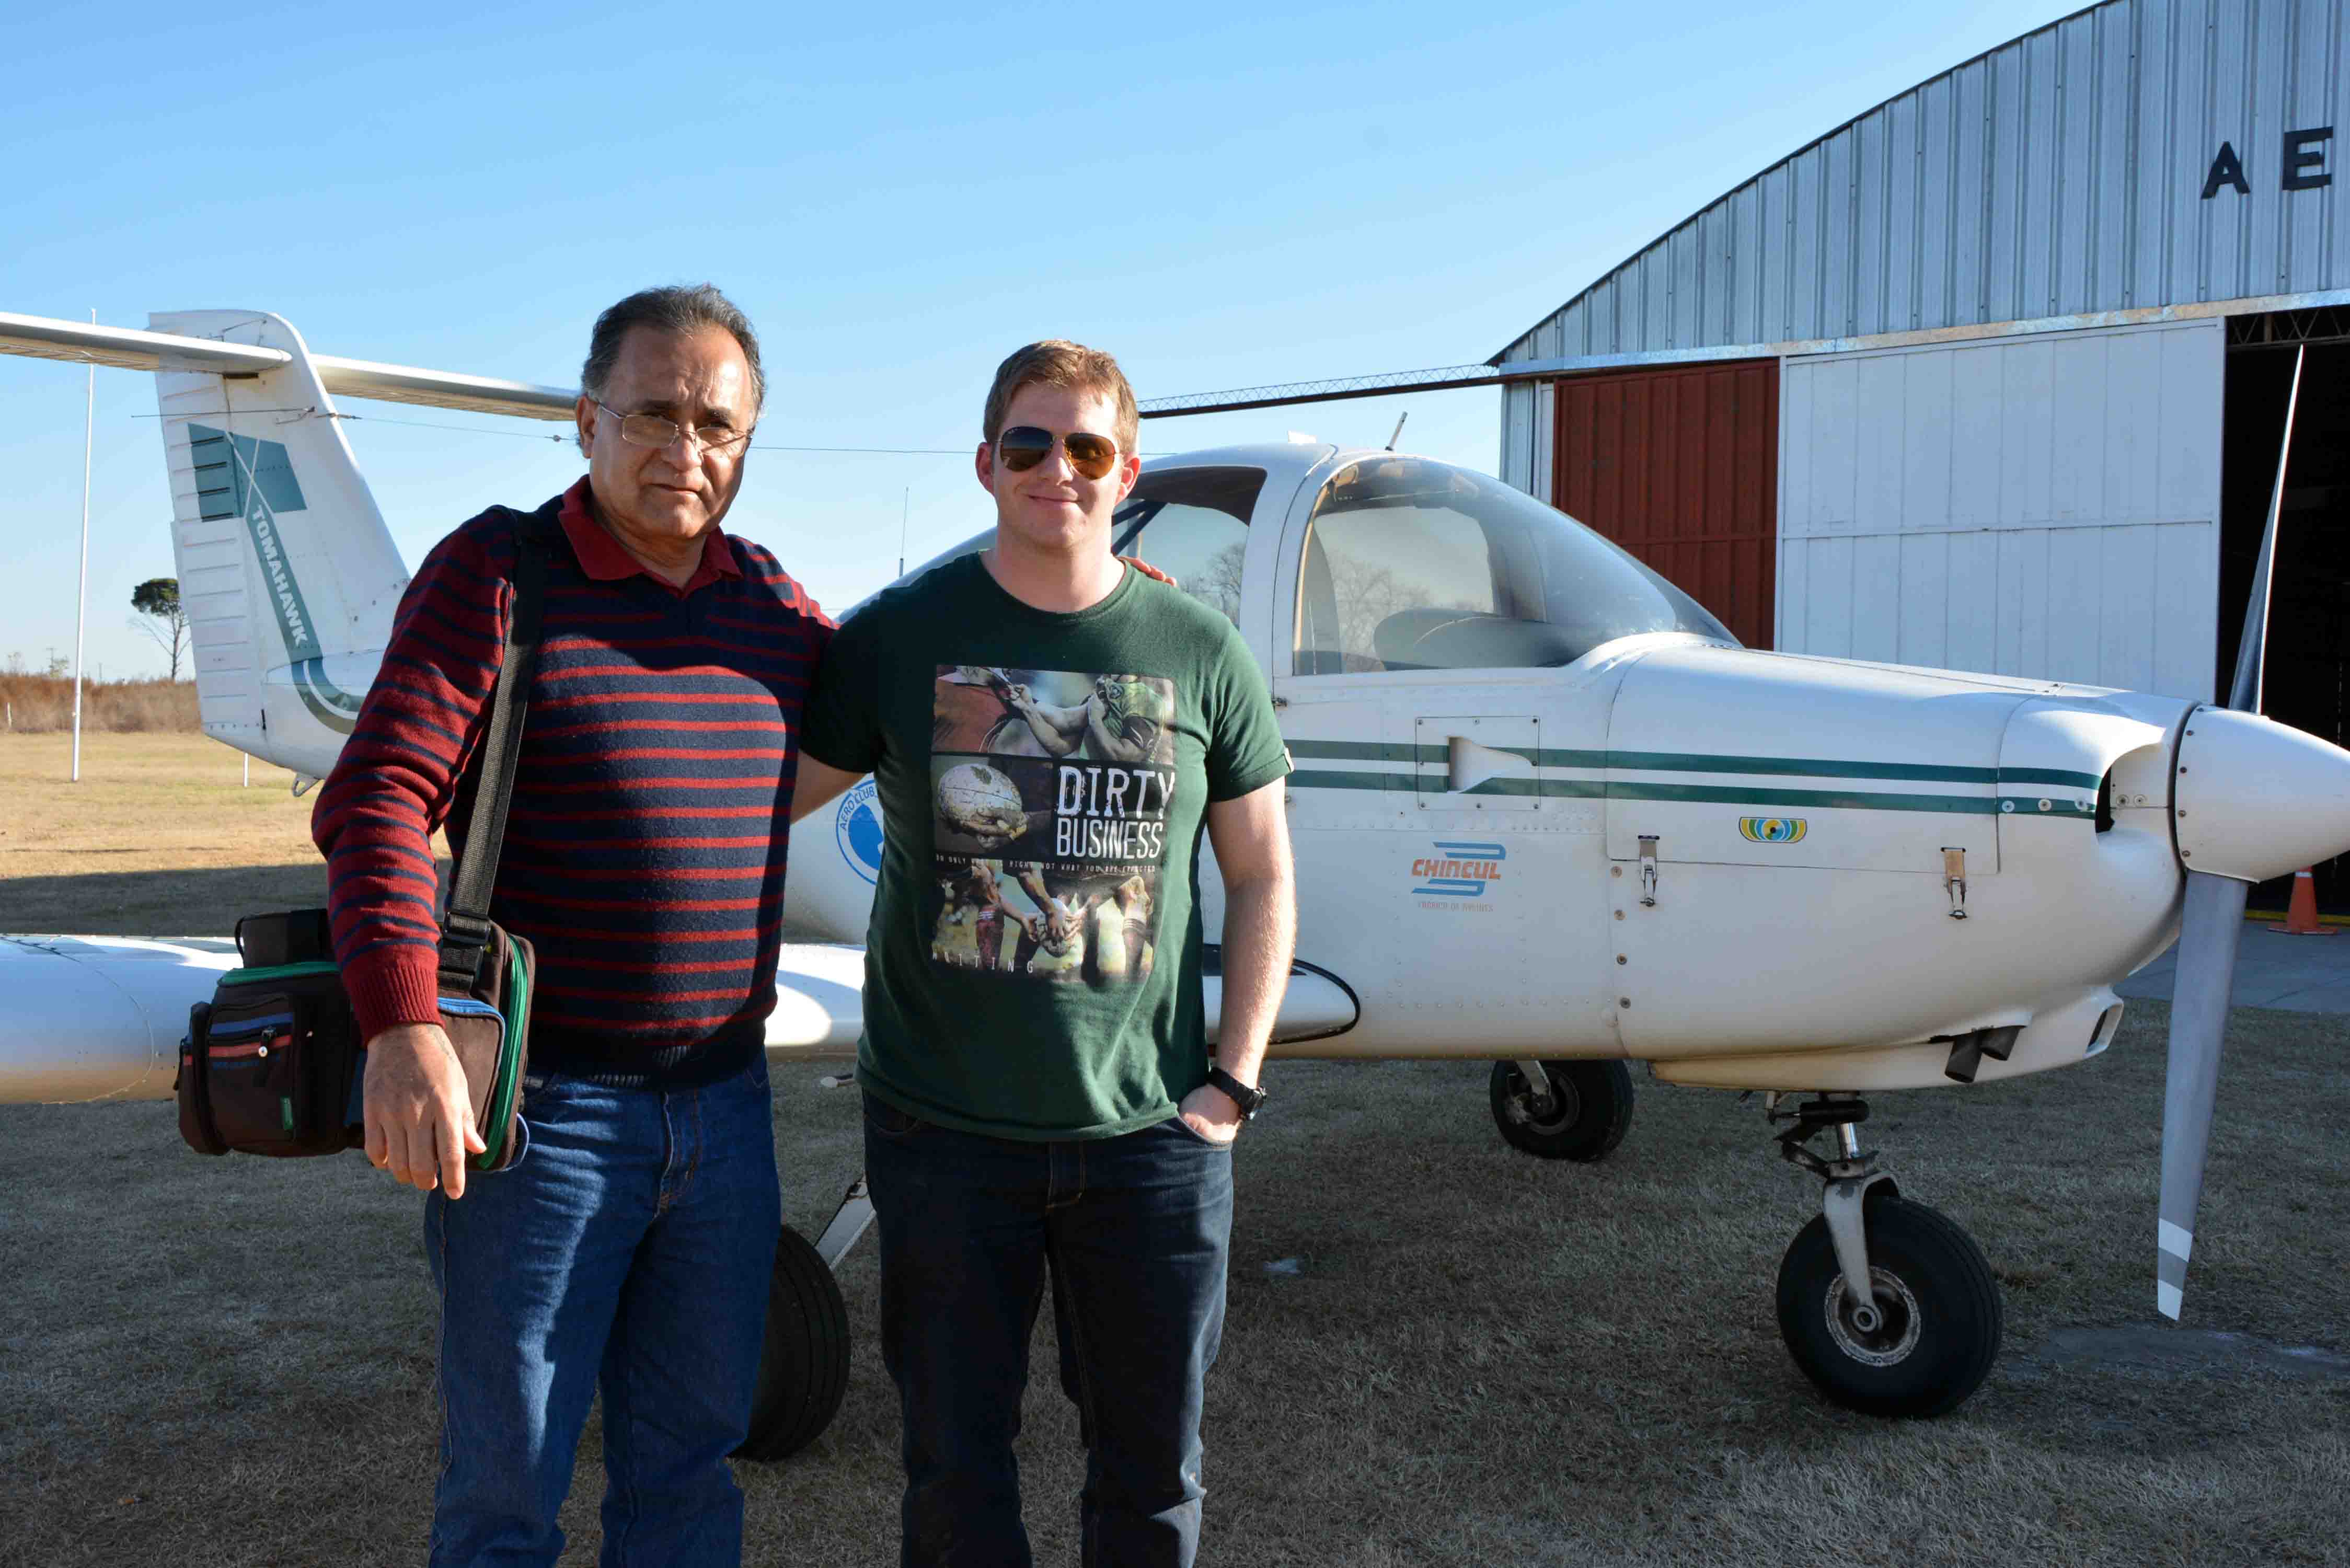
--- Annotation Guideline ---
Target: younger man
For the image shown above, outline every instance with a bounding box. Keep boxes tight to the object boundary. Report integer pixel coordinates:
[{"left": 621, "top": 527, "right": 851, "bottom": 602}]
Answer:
[{"left": 793, "top": 341, "right": 1295, "bottom": 1566}]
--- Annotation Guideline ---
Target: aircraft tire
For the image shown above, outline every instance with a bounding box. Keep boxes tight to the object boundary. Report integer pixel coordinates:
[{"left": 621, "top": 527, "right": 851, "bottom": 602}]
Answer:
[
  {"left": 1775, "top": 1195, "right": 2001, "bottom": 1419},
  {"left": 1487, "top": 1059, "right": 1633, "bottom": 1161},
  {"left": 734, "top": 1223, "right": 851, "bottom": 1462}
]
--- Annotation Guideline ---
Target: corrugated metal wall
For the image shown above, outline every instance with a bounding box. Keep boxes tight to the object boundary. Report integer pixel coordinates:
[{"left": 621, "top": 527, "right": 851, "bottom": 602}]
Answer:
[
  {"left": 1777, "top": 319, "right": 2224, "bottom": 696},
  {"left": 1552, "top": 361, "right": 1780, "bottom": 648},
  {"left": 1497, "top": 0, "right": 2350, "bottom": 368}
]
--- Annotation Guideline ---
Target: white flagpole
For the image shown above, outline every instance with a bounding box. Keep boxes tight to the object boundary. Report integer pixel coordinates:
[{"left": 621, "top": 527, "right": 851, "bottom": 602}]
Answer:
[{"left": 71, "top": 309, "right": 95, "bottom": 784}]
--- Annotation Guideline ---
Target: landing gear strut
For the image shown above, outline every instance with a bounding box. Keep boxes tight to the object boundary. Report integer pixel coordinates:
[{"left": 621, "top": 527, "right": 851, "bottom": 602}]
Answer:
[{"left": 1768, "top": 1094, "right": 2002, "bottom": 1418}]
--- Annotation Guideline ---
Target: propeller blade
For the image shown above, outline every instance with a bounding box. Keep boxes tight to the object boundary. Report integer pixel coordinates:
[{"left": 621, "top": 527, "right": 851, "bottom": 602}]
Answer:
[
  {"left": 2226, "top": 342, "right": 2303, "bottom": 715},
  {"left": 2158, "top": 869, "right": 2250, "bottom": 1319},
  {"left": 2158, "top": 343, "right": 2302, "bottom": 1320}
]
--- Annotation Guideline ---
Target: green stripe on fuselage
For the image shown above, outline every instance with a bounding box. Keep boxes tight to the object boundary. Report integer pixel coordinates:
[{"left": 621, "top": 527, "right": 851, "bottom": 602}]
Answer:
[
  {"left": 1284, "top": 739, "right": 2101, "bottom": 797},
  {"left": 1288, "top": 740, "right": 1446, "bottom": 765}
]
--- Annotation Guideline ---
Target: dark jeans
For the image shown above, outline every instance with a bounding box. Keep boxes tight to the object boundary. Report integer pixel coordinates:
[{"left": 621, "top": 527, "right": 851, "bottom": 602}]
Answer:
[
  {"left": 863, "top": 1093, "right": 1236, "bottom": 1568},
  {"left": 424, "top": 1055, "right": 781, "bottom": 1568}
]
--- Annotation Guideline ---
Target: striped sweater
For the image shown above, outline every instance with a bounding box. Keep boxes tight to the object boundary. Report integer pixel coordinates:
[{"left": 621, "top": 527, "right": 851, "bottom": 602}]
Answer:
[{"left": 312, "top": 479, "right": 833, "bottom": 1086}]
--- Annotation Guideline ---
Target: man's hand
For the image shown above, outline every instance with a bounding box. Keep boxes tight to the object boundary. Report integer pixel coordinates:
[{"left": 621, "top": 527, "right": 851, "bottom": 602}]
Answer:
[
  {"left": 1178, "top": 1083, "right": 1243, "bottom": 1146},
  {"left": 363, "top": 1023, "right": 485, "bottom": 1198}
]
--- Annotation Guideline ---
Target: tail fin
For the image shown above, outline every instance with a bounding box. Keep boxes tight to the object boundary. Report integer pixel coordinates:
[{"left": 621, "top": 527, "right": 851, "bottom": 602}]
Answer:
[{"left": 151, "top": 310, "right": 409, "bottom": 779}]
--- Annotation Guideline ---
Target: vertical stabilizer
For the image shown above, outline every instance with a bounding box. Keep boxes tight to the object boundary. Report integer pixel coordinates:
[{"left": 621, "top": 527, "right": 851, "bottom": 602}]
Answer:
[{"left": 150, "top": 310, "right": 409, "bottom": 778}]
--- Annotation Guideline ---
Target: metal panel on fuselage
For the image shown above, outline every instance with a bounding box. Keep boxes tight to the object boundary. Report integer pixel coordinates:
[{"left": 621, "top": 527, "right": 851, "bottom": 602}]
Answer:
[
  {"left": 1273, "top": 667, "right": 1623, "bottom": 1057},
  {"left": 1605, "top": 645, "right": 2020, "bottom": 1056},
  {"left": 1600, "top": 645, "right": 2016, "bottom": 874},
  {"left": 1602, "top": 648, "right": 2184, "bottom": 1059}
]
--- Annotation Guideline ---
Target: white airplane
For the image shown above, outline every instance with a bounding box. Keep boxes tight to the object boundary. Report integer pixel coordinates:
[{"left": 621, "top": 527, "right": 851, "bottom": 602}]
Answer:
[{"left": 5, "top": 309, "right": 2346, "bottom": 1451}]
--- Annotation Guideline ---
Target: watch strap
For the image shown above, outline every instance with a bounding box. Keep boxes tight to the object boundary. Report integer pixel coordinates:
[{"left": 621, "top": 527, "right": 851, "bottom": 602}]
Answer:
[{"left": 1206, "top": 1065, "right": 1267, "bottom": 1120}]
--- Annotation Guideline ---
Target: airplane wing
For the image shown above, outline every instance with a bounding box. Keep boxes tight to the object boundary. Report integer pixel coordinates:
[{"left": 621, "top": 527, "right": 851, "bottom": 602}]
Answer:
[
  {"left": 0, "top": 936, "right": 240, "bottom": 1102},
  {"left": 0, "top": 936, "right": 1360, "bottom": 1104},
  {"left": 0, "top": 310, "right": 576, "bottom": 422}
]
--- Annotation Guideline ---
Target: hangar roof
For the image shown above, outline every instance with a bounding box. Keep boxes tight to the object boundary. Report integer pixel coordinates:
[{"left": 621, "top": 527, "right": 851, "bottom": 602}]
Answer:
[{"left": 1493, "top": 0, "right": 2350, "bottom": 371}]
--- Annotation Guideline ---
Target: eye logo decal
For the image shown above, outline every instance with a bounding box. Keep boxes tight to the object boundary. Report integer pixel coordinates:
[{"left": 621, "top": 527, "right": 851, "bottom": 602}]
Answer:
[{"left": 1739, "top": 816, "right": 1807, "bottom": 844}]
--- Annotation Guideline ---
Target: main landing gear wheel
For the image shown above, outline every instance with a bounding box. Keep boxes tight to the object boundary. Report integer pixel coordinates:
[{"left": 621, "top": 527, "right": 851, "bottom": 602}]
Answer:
[
  {"left": 734, "top": 1223, "right": 851, "bottom": 1461},
  {"left": 1776, "top": 1194, "right": 2001, "bottom": 1417},
  {"left": 1488, "top": 1059, "right": 1633, "bottom": 1161}
]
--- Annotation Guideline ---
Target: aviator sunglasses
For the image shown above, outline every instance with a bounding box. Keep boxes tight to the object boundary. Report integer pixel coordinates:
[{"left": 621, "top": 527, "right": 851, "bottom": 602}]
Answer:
[{"left": 995, "top": 425, "right": 1120, "bottom": 480}]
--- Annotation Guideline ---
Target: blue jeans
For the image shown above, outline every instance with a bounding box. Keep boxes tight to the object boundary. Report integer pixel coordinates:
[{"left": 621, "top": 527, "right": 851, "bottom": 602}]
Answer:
[
  {"left": 863, "top": 1093, "right": 1235, "bottom": 1568},
  {"left": 424, "top": 1055, "right": 781, "bottom": 1568}
]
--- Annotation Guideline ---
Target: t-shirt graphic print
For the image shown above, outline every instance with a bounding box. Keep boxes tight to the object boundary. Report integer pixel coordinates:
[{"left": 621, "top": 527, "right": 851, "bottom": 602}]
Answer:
[
  {"left": 930, "top": 665, "right": 1177, "bottom": 985},
  {"left": 796, "top": 554, "right": 1292, "bottom": 1139}
]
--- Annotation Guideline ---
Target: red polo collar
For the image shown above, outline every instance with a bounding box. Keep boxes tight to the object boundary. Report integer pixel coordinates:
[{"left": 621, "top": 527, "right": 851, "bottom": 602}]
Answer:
[{"left": 556, "top": 478, "right": 743, "bottom": 594}]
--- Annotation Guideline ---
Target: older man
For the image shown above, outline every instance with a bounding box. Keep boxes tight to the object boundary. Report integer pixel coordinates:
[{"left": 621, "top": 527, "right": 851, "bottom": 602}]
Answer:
[{"left": 312, "top": 284, "right": 830, "bottom": 1567}]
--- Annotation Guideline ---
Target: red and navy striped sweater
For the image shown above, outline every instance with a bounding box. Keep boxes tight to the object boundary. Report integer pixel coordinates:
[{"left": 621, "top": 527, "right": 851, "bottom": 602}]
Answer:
[{"left": 312, "top": 479, "right": 833, "bottom": 1086}]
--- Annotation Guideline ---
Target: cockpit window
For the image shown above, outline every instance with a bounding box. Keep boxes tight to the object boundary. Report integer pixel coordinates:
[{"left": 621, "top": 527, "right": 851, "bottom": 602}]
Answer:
[
  {"left": 1111, "top": 466, "right": 1261, "bottom": 627},
  {"left": 1292, "top": 458, "right": 1733, "bottom": 675}
]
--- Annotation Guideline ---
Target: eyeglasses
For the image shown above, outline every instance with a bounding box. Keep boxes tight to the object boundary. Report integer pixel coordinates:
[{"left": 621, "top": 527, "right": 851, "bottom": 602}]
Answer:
[
  {"left": 594, "top": 400, "right": 753, "bottom": 454},
  {"left": 995, "top": 425, "right": 1120, "bottom": 480}
]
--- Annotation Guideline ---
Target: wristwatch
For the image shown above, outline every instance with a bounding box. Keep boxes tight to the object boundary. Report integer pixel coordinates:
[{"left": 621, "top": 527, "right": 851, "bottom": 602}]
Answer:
[{"left": 1205, "top": 1065, "right": 1268, "bottom": 1122}]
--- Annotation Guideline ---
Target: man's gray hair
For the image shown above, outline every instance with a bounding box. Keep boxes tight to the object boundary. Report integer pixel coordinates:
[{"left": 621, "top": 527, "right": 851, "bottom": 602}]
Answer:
[{"left": 581, "top": 283, "right": 766, "bottom": 411}]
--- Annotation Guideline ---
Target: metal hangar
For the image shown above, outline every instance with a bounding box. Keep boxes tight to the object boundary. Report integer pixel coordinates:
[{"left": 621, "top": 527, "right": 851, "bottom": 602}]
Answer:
[{"left": 1493, "top": 0, "right": 2350, "bottom": 883}]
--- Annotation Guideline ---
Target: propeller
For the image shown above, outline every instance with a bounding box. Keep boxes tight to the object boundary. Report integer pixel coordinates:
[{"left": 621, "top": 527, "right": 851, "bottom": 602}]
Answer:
[{"left": 2157, "top": 343, "right": 2305, "bottom": 1321}]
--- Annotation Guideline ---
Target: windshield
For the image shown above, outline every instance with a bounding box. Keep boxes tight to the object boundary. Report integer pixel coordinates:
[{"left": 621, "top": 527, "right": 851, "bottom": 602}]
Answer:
[{"left": 1293, "top": 457, "right": 1734, "bottom": 674}]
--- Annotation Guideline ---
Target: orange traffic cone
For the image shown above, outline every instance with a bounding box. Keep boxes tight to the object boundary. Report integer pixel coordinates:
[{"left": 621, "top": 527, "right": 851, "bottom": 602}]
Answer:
[{"left": 2270, "top": 868, "right": 2337, "bottom": 935}]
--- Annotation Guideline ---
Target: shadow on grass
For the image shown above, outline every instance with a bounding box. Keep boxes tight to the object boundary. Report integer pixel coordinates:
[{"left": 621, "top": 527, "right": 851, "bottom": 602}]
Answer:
[{"left": 0, "top": 863, "right": 329, "bottom": 936}]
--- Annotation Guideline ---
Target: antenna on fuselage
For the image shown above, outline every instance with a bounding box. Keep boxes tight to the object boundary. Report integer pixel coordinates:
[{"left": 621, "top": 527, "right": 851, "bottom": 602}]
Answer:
[
  {"left": 1386, "top": 411, "right": 1408, "bottom": 451},
  {"left": 898, "top": 487, "right": 908, "bottom": 578}
]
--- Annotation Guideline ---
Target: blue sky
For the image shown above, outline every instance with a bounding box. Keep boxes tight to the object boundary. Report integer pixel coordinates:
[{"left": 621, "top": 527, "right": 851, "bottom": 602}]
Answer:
[{"left": 2, "top": 0, "right": 2069, "bottom": 678}]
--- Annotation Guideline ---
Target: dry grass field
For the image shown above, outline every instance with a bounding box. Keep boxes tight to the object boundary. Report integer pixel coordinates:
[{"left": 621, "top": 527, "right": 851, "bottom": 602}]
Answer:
[
  {"left": 0, "top": 672, "right": 201, "bottom": 735},
  {"left": 0, "top": 731, "right": 444, "bottom": 933},
  {"left": 4, "top": 735, "right": 2347, "bottom": 1567}
]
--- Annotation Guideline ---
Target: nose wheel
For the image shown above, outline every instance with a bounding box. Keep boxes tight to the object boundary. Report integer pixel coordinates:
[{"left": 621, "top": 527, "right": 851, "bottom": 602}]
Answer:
[
  {"left": 1768, "top": 1095, "right": 2002, "bottom": 1417},
  {"left": 1489, "top": 1058, "right": 1634, "bottom": 1161}
]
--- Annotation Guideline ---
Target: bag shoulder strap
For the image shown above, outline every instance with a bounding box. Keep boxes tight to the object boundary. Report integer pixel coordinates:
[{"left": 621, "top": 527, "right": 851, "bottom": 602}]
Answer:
[{"left": 440, "top": 510, "right": 548, "bottom": 982}]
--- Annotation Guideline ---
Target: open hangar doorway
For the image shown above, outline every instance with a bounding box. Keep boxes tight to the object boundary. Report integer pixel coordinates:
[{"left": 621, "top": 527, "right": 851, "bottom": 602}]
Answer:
[{"left": 2220, "top": 310, "right": 2350, "bottom": 916}]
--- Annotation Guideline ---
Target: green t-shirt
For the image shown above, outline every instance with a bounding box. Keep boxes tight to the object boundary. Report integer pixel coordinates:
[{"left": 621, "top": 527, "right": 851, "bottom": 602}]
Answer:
[{"left": 799, "top": 554, "right": 1291, "bottom": 1140}]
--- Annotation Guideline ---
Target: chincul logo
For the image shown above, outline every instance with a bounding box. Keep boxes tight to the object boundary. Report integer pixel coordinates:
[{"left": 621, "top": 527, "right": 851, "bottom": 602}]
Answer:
[
  {"left": 1411, "top": 840, "right": 1505, "bottom": 898},
  {"left": 1740, "top": 816, "right": 1808, "bottom": 843},
  {"left": 835, "top": 779, "right": 884, "bottom": 884}
]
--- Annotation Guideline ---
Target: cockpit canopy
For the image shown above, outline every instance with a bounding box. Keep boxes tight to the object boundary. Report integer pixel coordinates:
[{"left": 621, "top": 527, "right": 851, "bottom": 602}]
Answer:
[{"left": 1291, "top": 456, "right": 1733, "bottom": 674}]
